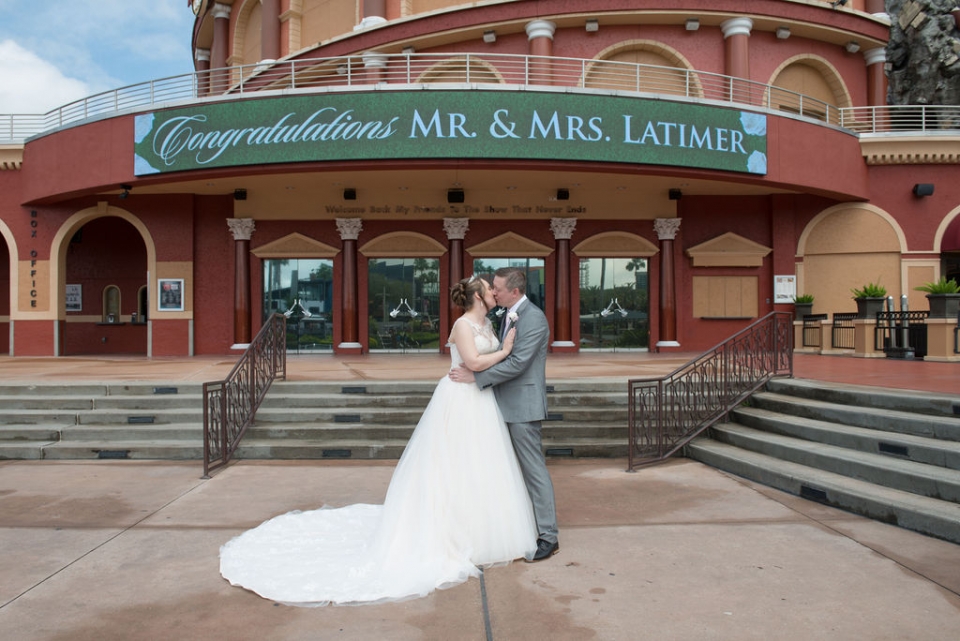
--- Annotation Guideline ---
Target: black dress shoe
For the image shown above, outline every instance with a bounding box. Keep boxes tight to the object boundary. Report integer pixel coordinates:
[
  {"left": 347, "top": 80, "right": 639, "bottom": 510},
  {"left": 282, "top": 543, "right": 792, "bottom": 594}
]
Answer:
[{"left": 529, "top": 538, "right": 559, "bottom": 562}]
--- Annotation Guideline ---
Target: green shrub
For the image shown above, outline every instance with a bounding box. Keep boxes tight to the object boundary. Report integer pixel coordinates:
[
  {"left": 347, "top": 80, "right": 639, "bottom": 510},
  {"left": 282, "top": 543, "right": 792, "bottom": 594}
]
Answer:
[
  {"left": 914, "top": 277, "right": 960, "bottom": 294},
  {"left": 851, "top": 282, "right": 887, "bottom": 298}
]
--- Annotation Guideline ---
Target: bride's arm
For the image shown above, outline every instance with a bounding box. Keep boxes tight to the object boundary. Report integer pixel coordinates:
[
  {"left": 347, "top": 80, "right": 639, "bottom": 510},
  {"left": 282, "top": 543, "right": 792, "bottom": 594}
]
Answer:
[{"left": 451, "top": 321, "right": 515, "bottom": 372}]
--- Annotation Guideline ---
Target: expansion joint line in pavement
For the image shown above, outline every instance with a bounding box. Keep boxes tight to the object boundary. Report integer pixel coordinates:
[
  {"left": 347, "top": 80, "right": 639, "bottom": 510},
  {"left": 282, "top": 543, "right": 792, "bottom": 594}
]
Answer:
[
  {"left": 0, "top": 478, "right": 209, "bottom": 611},
  {"left": 479, "top": 569, "right": 494, "bottom": 641}
]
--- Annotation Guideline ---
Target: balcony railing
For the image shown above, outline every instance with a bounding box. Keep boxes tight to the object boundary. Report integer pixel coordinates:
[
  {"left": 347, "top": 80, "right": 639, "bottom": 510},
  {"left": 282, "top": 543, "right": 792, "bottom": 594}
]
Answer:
[{"left": 3, "top": 53, "right": 959, "bottom": 144}]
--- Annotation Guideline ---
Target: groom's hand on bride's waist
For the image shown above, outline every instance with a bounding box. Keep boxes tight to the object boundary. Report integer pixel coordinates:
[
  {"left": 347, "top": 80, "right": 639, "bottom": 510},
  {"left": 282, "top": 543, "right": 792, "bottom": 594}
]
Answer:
[{"left": 448, "top": 365, "right": 476, "bottom": 384}]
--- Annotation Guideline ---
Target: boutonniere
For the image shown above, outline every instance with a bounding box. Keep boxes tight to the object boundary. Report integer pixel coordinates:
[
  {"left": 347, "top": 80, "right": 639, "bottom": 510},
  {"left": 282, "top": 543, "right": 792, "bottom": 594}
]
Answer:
[{"left": 507, "top": 311, "right": 519, "bottom": 323}]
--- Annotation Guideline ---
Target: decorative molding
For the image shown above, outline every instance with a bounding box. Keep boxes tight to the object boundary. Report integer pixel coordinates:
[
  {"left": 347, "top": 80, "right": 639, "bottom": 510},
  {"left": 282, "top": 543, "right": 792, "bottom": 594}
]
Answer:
[
  {"left": 227, "top": 218, "right": 255, "bottom": 241},
  {"left": 251, "top": 232, "right": 338, "bottom": 258},
  {"left": 466, "top": 231, "right": 553, "bottom": 257},
  {"left": 721, "top": 17, "right": 753, "bottom": 39},
  {"left": 860, "top": 135, "right": 960, "bottom": 165},
  {"left": 550, "top": 218, "right": 577, "bottom": 240},
  {"left": 359, "top": 231, "right": 447, "bottom": 257},
  {"left": 443, "top": 218, "right": 469, "bottom": 240},
  {"left": 212, "top": 2, "right": 232, "bottom": 20},
  {"left": 0, "top": 145, "right": 23, "bottom": 171},
  {"left": 686, "top": 232, "right": 771, "bottom": 267},
  {"left": 336, "top": 218, "right": 363, "bottom": 240},
  {"left": 654, "top": 218, "right": 682, "bottom": 241},
  {"left": 573, "top": 231, "right": 659, "bottom": 257}
]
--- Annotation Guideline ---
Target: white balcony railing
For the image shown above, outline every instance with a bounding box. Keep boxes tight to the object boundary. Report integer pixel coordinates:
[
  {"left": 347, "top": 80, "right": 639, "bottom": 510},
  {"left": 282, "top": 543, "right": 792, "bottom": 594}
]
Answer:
[{"left": 1, "top": 53, "right": 958, "bottom": 144}]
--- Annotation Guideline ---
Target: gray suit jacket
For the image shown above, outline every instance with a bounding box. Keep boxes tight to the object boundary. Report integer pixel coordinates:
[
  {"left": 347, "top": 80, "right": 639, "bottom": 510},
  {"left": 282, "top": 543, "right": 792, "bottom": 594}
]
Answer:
[{"left": 475, "top": 299, "right": 549, "bottom": 423}]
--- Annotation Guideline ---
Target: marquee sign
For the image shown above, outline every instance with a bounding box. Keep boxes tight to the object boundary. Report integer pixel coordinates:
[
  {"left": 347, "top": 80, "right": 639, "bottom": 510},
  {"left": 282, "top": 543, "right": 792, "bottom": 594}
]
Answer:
[{"left": 134, "top": 91, "right": 767, "bottom": 176}]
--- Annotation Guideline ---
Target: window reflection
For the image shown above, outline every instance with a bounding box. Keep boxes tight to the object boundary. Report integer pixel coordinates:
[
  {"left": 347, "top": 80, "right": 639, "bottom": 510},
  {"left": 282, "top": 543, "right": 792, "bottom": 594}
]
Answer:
[{"left": 579, "top": 258, "right": 649, "bottom": 350}]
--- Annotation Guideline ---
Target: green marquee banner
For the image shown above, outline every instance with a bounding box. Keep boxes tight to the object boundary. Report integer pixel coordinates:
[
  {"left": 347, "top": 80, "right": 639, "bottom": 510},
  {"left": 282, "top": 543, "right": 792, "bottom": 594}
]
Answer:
[{"left": 134, "top": 91, "right": 767, "bottom": 176}]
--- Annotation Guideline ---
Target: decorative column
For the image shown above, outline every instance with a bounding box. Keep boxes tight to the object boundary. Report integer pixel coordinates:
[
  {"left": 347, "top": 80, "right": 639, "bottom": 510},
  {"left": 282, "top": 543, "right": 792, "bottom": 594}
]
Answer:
[
  {"left": 336, "top": 218, "right": 363, "bottom": 353},
  {"left": 525, "top": 20, "right": 556, "bottom": 86},
  {"left": 654, "top": 218, "right": 682, "bottom": 349},
  {"left": 357, "top": 0, "right": 388, "bottom": 29},
  {"left": 195, "top": 48, "right": 211, "bottom": 96},
  {"left": 864, "top": 48, "right": 888, "bottom": 132},
  {"left": 227, "top": 218, "right": 255, "bottom": 348},
  {"left": 444, "top": 218, "right": 469, "bottom": 331},
  {"left": 865, "top": 0, "right": 887, "bottom": 18},
  {"left": 210, "top": 3, "right": 232, "bottom": 94},
  {"left": 550, "top": 218, "right": 577, "bottom": 349},
  {"left": 362, "top": 52, "right": 388, "bottom": 84},
  {"left": 721, "top": 17, "right": 753, "bottom": 104},
  {"left": 261, "top": 0, "right": 281, "bottom": 61}
]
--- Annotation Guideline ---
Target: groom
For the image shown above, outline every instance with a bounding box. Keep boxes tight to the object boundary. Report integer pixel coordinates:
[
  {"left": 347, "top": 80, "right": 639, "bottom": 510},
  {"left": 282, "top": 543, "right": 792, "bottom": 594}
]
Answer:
[{"left": 451, "top": 267, "right": 559, "bottom": 562}]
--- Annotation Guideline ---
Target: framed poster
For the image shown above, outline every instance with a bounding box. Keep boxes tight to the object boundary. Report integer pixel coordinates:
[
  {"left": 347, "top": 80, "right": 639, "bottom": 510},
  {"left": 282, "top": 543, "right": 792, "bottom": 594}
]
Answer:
[
  {"left": 65, "top": 284, "right": 82, "bottom": 312},
  {"left": 158, "top": 278, "right": 184, "bottom": 312},
  {"left": 774, "top": 275, "right": 796, "bottom": 304}
]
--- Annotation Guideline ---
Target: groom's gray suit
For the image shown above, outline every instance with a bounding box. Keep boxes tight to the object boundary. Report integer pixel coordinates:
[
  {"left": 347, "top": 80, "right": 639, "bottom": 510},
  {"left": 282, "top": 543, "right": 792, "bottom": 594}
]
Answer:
[{"left": 474, "top": 298, "right": 558, "bottom": 545}]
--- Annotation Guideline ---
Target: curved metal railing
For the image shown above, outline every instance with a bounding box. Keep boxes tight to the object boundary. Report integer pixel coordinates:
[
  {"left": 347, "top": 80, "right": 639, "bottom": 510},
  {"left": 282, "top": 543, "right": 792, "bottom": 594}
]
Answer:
[
  {"left": 627, "top": 312, "right": 793, "bottom": 470},
  {"left": 4, "top": 53, "right": 958, "bottom": 144},
  {"left": 8, "top": 52, "right": 956, "bottom": 144}
]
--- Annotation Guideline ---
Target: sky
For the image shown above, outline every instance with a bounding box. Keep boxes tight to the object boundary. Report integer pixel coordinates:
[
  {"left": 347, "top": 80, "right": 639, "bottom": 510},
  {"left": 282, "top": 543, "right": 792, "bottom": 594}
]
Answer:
[{"left": 0, "top": 0, "right": 195, "bottom": 114}]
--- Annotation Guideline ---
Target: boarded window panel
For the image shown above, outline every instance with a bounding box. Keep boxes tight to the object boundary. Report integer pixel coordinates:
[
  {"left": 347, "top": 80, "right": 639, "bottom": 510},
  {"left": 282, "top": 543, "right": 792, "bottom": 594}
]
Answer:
[{"left": 693, "top": 276, "right": 758, "bottom": 318}]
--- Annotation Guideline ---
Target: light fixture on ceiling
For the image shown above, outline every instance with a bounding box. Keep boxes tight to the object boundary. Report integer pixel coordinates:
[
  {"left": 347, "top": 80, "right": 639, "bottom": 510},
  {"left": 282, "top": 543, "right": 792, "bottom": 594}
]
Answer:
[
  {"left": 402, "top": 46, "right": 415, "bottom": 55},
  {"left": 685, "top": 18, "right": 700, "bottom": 31},
  {"left": 483, "top": 30, "right": 496, "bottom": 43},
  {"left": 335, "top": 64, "right": 347, "bottom": 75},
  {"left": 585, "top": 19, "right": 599, "bottom": 32},
  {"left": 776, "top": 26, "right": 791, "bottom": 40},
  {"left": 845, "top": 40, "right": 860, "bottom": 53},
  {"left": 119, "top": 184, "right": 132, "bottom": 199}
]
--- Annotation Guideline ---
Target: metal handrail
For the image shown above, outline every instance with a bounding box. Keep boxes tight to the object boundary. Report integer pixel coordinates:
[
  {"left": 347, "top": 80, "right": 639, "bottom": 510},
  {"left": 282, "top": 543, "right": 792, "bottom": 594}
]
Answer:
[
  {"left": 627, "top": 312, "right": 793, "bottom": 470},
  {"left": 202, "top": 313, "right": 287, "bottom": 477},
  {"left": 5, "top": 52, "right": 959, "bottom": 144}
]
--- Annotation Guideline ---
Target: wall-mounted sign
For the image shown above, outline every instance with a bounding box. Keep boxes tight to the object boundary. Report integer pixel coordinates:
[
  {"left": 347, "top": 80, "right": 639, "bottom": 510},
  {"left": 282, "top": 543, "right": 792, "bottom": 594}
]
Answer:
[
  {"left": 158, "top": 278, "right": 184, "bottom": 312},
  {"left": 134, "top": 91, "right": 766, "bottom": 176},
  {"left": 66, "top": 284, "right": 82, "bottom": 312}
]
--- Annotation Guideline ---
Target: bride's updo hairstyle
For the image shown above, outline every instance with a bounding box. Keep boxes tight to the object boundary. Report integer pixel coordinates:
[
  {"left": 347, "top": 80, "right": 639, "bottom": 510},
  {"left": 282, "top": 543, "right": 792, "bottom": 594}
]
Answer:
[{"left": 451, "top": 276, "right": 486, "bottom": 311}]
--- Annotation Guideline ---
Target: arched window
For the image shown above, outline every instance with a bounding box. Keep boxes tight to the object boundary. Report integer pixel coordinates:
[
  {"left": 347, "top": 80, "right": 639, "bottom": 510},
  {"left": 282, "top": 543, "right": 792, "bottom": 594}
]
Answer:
[{"left": 102, "top": 285, "right": 120, "bottom": 323}]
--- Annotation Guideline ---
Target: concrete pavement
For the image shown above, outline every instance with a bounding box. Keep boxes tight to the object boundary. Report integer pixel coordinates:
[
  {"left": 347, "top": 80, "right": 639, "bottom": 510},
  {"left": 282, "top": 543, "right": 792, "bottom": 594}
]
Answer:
[{"left": 1, "top": 457, "right": 959, "bottom": 640}]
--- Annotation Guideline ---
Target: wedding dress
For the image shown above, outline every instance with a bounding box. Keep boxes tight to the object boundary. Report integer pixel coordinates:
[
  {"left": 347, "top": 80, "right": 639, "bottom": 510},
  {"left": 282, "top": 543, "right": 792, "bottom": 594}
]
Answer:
[{"left": 219, "top": 316, "right": 537, "bottom": 606}]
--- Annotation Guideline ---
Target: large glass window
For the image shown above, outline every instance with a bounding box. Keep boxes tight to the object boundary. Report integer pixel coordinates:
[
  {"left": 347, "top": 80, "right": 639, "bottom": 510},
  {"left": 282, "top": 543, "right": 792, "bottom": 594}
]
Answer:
[
  {"left": 472, "top": 258, "right": 546, "bottom": 311},
  {"left": 579, "top": 258, "right": 649, "bottom": 350},
  {"left": 368, "top": 258, "right": 441, "bottom": 352},
  {"left": 262, "top": 259, "right": 334, "bottom": 352}
]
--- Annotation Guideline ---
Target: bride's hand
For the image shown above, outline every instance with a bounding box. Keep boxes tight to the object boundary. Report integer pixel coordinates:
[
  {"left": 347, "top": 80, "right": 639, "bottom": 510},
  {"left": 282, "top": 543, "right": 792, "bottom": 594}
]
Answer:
[{"left": 502, "top": 327, "right": 516, "bottom": 354}]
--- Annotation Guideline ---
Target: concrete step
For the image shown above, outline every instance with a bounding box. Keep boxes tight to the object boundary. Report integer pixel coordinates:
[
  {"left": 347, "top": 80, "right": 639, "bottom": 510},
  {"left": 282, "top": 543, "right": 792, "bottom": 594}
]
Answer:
[
  {"left": 750, "top": 392, "right": 960, "bottom": 442},
  {"left": 244, "top": 421, "right": 626, "bottom": 441},
  {"left": 253, "top": 405, "right": 628, "bottom": 425},
  {"left": 732, "top": 406, "right": 960, "bottom": 470},
  {"left": 234, "top": 437, "right": 626, "bottom": 460},
  {"left": 767, "top": 378, "right": 960, "bottom": 419},
  {"left": 711, "top": 422, "right": 960, "bottom": 502},
  {"left": 686, "top": 438, "right": 960, "bottom": 544},
  {"left": 0, "top": 395, "right": 202, "bottom": 411},
  {"left": 38, "top": 440, "right": 202, "bottom": 460},
  {"left": 0, "top": 383, "right": 201, "bottom": 397}
]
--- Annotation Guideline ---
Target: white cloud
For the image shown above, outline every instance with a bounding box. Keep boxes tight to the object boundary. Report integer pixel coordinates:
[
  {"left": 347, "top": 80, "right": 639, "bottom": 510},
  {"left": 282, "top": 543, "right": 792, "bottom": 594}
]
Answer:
[{"left": 0, "top": 40, "right": 93, "bottom": 113}]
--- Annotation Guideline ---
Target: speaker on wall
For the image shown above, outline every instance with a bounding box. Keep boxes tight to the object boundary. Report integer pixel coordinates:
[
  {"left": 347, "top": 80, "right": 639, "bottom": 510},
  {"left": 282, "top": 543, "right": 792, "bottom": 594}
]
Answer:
[
  {"left": 447, "top": 189, "right": 465, "bottom": 203},
  {"left": 913, "top": 183, "right": 934, "bottom": 197}
]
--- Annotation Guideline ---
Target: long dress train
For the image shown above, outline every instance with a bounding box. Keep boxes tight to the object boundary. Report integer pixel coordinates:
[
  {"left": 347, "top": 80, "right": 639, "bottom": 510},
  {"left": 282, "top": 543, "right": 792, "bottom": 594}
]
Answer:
[{"left": 219, "top": 316, "right": 537, "bottom": 606}]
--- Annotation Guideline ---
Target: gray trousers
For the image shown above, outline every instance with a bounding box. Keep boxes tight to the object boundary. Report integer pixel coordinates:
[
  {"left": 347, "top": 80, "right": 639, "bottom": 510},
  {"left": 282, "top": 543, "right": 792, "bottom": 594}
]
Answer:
[{"left": 508, "top": 420, "right": 558, "bottom": 544}]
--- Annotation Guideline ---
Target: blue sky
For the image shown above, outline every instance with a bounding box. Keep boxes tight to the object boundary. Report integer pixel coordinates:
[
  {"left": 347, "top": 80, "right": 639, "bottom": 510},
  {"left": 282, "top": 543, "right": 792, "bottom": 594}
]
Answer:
[{"left": 0, "top": 0, "right": 195, "bottom": 114}]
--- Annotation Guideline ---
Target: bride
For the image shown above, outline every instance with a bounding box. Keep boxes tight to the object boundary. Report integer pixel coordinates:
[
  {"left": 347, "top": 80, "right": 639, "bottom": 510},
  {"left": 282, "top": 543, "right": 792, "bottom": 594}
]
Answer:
[{"left": 219, "top": 276, "right": 537, "bottom": 606}]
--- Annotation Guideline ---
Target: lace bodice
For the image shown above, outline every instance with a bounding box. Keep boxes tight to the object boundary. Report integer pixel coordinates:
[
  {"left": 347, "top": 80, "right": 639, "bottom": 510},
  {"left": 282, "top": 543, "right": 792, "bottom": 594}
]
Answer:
[{"left": 449, "top": 316, "right": 499, "bottom": 367}]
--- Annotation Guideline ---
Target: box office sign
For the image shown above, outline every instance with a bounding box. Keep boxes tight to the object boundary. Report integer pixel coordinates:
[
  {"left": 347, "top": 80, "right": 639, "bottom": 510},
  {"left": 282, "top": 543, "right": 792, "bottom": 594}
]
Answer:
[{"left": 134, "top": 91, "right": 766, "bottom": 176}]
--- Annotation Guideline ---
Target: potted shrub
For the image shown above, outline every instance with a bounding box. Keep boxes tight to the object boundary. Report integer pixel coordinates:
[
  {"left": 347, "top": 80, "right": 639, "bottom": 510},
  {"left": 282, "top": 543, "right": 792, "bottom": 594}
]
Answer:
[
  {"left": 851, "top": 282, "right": 887, "bottom": 319},
  {"left": 915, "top": 276, "right": 960, "bottom": 319},
  {"left": 792, "top": 294, "right": 814, "bottom": 320}
]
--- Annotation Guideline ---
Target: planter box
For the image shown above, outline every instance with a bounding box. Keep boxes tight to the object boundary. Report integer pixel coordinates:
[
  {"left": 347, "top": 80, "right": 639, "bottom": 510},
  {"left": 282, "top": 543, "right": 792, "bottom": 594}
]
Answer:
[
  {"left": 855, "top": 297, "right": 886, "bottom": 319},
  {"left": 794, "top": 302, "right": 813, "bottom": 321},
  {"left": 925, "top": 293, "right": 960, "bottom": 320}
]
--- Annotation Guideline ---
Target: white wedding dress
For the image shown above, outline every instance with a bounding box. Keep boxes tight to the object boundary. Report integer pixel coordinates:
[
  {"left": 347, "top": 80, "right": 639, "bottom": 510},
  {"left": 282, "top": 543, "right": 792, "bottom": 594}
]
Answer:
[{"left": 219, "top": 316, "right": 537, "bottom": 606}]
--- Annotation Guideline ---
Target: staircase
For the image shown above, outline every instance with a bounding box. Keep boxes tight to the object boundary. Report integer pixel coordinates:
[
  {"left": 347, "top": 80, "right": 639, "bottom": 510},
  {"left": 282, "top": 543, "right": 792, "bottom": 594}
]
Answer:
[
  {"left": 0, "top": 383, "right": 205, "bottom": 460},
  {"left": 687, "top": 378, "right": 960, "bottom": 544},
  {"left": 0, "top": 380, "right": 628, "bottom": 461}
]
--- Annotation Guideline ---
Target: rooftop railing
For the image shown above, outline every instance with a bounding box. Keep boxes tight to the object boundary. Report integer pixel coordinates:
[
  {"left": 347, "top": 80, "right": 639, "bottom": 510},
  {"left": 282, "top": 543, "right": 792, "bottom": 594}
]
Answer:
[{"left": 2, "top": 53, "right": 959, "bottom": 144}]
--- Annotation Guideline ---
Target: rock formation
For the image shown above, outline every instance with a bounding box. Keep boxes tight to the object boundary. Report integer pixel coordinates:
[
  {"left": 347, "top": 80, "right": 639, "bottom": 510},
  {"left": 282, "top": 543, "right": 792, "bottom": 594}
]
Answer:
[{"left": 886, "top": 0, "right": 960, "bottom": 106}]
